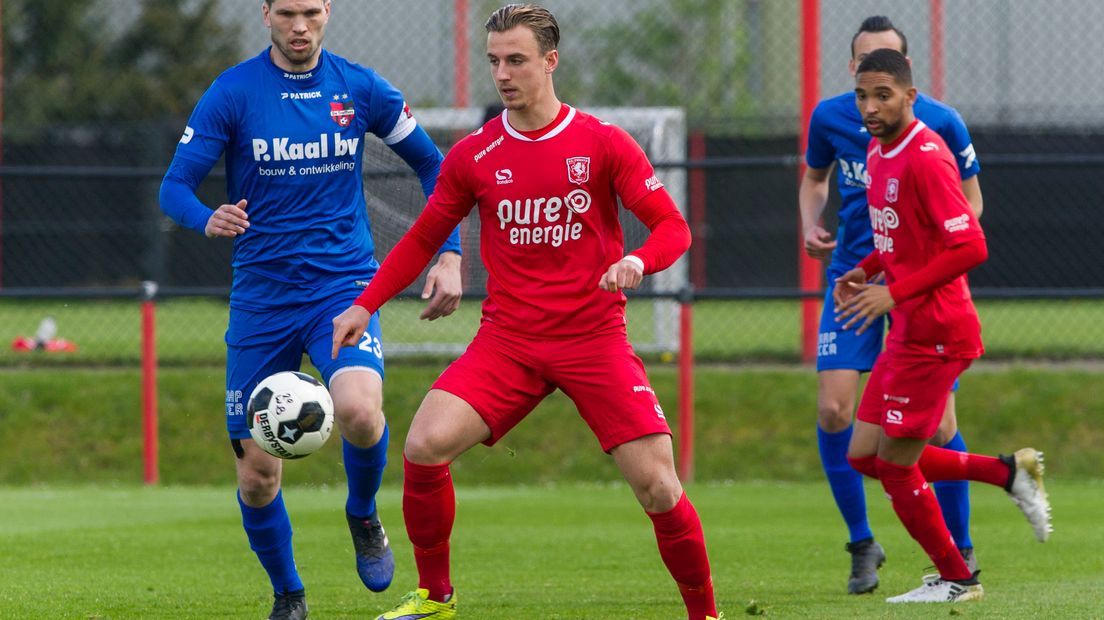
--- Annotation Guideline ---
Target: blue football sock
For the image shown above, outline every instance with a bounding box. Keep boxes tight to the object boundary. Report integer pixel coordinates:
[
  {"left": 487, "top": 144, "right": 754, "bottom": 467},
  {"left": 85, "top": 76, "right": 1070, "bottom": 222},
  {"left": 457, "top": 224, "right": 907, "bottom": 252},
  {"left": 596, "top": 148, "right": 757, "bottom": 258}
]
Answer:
[
  {"left": 238, "top": 489, "right": 303, "bottom": 594},
  {"left": 934, "top": 430, "right": 973, "bottom": 549},
  {"left": 817, "top": 424, "right": 873, "bottom": 543},
  {"left": 344, "top": 424, "right": 389, "bottom": 519}
]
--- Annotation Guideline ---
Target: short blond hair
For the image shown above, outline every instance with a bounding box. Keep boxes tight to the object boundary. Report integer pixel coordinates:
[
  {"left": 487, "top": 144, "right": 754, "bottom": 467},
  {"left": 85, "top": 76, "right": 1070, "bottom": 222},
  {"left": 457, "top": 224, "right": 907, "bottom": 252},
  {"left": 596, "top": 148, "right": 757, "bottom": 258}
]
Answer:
[{"left": 484, "top": 4, "right": 560, "bottom": 54}]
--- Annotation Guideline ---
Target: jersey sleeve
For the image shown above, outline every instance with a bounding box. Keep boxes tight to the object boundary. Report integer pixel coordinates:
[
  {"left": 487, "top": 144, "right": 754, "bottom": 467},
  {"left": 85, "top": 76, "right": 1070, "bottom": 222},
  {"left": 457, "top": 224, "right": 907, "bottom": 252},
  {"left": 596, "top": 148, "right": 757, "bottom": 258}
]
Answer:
[
  {"left": 353, "top": 149, "right": 476, "bottom": 313},
  {"left": 914, "top": 149, "right": 984, "bottom": 248},
  {"left": 804, "top": 101, "right": 836, "bottom": 170},
  {"left": 934, "top": 107, "right": 981, "bottom": 179},
  {"left": 360, "top": 70, "right": 410, "bottom": 144},
  {"left": 159, "top": 79, "right": 235, "bottom": 234},
  {"left": 607, "top": 125, "right": 663, "bottom": 209}
]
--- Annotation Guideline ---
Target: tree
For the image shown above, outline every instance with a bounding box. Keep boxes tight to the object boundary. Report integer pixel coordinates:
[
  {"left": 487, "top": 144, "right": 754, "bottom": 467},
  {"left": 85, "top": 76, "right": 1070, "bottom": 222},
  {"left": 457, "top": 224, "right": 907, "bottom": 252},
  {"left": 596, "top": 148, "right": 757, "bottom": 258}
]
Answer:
[{"left": 2, "top": 0, "right": 242, "bottom": 129}]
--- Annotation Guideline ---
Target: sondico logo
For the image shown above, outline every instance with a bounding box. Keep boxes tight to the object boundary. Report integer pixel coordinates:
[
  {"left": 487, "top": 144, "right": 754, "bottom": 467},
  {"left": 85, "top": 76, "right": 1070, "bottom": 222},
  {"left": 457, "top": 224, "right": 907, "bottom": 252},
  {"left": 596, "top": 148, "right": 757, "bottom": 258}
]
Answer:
[
  {"left": 886, "top": 409, "right": 904, "bottom": 425},
  {"left": 496, "top": 189, "right": 592, "bottom": 247},
  {"left": 869, "top": 205, "right": 899, "bottom": 254},
  {"left": 495, "top": 169, "right": 513, "bottom": 185}
]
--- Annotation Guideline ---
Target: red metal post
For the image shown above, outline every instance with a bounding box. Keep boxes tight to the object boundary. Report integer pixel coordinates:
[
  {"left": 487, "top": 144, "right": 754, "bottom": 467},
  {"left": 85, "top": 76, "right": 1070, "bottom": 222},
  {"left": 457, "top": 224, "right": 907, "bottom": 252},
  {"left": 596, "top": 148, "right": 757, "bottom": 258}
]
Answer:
[
  {"left": 677, "top": 299, "right": 695, "bottom": 483},
  {"left": 929, "top": 0, "right": 946, "bottom": 100},
  {"left": 454, "top": 0, "right": 470, "bottom": 107},
  {"left": 798, "top": 0, "right": 822, "bottom": 363},
  {"left": 141, "top": 293, "right": 159, "bottom": 485}
]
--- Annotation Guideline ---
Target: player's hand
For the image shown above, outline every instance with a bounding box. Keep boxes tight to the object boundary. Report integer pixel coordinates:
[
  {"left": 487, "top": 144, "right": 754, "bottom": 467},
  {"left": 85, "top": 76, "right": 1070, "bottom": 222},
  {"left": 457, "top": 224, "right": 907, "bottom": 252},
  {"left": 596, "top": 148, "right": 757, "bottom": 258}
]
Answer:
[
  {"left": 331, "top": 305, "right": 372, "bottom": 359},
  {"left": 205, "top": 199, "right": 249, "bottom": 238},
  {"left": 803, "top": 225, "right": 837, "bottom": 260},
  {"left": 831, "top": 268, "right": 868, "bottom": 307},
  {"left": 420, "top": 251, "right": 463, "bottom": 321},
  {"left": 598, "top": 258, "right": 644, "bottom": 293},
  {"left": 835, "top": 283, "right": 895, "bottom": 335}
]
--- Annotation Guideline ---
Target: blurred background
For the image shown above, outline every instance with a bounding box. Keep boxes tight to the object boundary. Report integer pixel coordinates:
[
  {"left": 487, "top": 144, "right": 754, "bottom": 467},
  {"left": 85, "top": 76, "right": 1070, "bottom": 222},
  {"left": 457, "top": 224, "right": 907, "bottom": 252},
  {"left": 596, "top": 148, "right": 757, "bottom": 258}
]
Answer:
[{"left": 2, "top": 0, "right": 1103, "bottom": 368}]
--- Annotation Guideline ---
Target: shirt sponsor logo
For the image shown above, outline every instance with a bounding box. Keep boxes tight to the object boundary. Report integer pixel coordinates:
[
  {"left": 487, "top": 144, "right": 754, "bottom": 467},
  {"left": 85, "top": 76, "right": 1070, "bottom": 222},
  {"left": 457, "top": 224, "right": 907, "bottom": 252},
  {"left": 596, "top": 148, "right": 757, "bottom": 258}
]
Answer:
[
  {"left": 838, "top": 158, "right": 870, "bottom": 188},
  {"left": 817, "top": 331, "right": 837, "bottom": 357},
  {"left": 281, "top": 91, "right": 322, "bottom": 100},
  {"left": 251, "top": 133, "right": 361, "bottom": 162},
  {"left": 944, "top": 214, "right": 971, "bottom": 233},
  {"left": 566, "top": 156, "right": 591, "bottom": 185},
  {"left": 495, "top": 189, "right": 592, "bottom": 247},
  {"left": 495, "top": 169, "right": 514, "bottom": 185},
  {"left": 474, "top": 135, "right": 504, "bottom": 162},
  {"left": 885, "top": 178, "right": 900, "bottom": 203},
  {"left": 633, "top": 385, "right": 655, "bottom": 394},
  {"left": 645, "top": 175, "right": 664, "bottom": 192},
  {"left": 869, "top": 206, "right": 899, "bottom": 254}
]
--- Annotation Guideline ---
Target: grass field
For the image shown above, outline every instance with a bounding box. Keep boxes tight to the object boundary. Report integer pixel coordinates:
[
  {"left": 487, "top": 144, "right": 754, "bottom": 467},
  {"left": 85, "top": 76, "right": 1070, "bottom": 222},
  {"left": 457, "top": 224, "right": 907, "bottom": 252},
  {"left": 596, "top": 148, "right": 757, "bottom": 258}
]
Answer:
[
  {"left": 4, "top": 297, "right": 1104, "bottom": 366},
  {"left": 1, "top": 481, "right": 1101, "bottom": 619}
]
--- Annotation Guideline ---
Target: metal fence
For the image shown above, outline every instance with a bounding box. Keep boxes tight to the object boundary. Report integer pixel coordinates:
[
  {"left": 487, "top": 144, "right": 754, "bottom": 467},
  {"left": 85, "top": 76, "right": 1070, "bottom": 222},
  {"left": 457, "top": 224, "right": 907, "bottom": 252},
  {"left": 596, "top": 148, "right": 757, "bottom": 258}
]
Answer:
[{"left": 2, "top": 0, "right": 1103, "bottom": 366}]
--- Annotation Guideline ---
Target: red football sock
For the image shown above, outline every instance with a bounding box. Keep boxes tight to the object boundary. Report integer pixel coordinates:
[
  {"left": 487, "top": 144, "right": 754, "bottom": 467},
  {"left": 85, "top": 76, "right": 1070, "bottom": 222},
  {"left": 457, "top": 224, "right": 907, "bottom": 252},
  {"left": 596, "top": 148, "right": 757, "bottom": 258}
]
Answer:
[
  {"left": 850, "top": 447, "right": 1009, "bottom": 489},
  {"left": 847, "top": 454, "right": 878, "bottom": 478},
  {"left": 918, "top": 444, "right": 1011, "bottom": 487},
  {"left": 403, "top": 456, "right": 456, "bottom": 602},
  {"left": 876, "top": 458, "right": 972, "bottom": 581},
  {"left": 647, "top": 493, "right": 717, "bottom": 620}
]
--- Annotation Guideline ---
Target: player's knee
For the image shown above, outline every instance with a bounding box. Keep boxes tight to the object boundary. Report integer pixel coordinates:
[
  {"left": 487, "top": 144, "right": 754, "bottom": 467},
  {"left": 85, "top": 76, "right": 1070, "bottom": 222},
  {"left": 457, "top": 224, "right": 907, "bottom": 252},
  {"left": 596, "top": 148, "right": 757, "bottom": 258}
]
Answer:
[
  {"left": 632, "top": 474, "right": 683, "bottom": 513},
  {"left": 402, "top": 428, "right": 454, "bottom": 465},
  {"left": 335, "top": 399, "right": 385, "bottom": 445},
  {"left": 817, "top": 400, "right": 854, "bottom": 433},
  {"left": 238, "top": 465, "right": 280, "bottom": 505}
]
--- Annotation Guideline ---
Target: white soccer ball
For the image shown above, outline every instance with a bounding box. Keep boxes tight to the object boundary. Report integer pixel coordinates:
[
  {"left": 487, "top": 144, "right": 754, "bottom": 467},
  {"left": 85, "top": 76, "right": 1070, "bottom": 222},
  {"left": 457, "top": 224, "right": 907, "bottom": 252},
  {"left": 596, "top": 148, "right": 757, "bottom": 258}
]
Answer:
[{"left": 247, "top": 371, "right": 335, "bottom": 459}]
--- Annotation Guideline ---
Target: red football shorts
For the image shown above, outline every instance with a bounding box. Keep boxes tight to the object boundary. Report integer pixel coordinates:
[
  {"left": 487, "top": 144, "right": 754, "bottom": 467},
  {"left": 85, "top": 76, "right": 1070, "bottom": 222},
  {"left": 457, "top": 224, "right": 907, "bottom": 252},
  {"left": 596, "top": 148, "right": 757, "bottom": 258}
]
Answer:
[
  {"left": 432, "top": 323, "right": 672, "bottom": 452},
  {"left": 856, "top": 347, "right": 974, "bottom": 439}
]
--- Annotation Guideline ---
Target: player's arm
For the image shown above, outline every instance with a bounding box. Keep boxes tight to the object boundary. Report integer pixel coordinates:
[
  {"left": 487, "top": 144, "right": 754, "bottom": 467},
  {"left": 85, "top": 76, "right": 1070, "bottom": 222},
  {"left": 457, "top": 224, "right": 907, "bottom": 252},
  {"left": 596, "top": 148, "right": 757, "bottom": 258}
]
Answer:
[
  {"left": 160, "top": 157, "right": 249, "bottom": 238},
  {"left": 799, "top": 164, "right": 837, "bottom": 259},
  {"left": 332, "top": 151, "right": 474, "bottom": 357},
  {"left": 159, "top": 82, "right": 248, "bottom": 239},
  {"left": 387, "top": 126, "right": 463, "bottom": 319},
  {"left": 961, "top": 175, "right": 983, "bottom": 219},
  {"left": 603, "top": 189, "right": 691, "bottom": 293}
]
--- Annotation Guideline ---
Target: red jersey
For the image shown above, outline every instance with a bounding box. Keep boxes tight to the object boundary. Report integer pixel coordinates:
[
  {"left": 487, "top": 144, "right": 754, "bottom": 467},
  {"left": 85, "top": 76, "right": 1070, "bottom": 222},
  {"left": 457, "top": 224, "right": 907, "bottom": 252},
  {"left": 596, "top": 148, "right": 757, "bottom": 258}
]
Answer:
[
  {"left": 356, "top": 105, "right": 689, "bottom": 337},
  {"left": 865, "top": 120, "right": 985, "bottom": 358}
]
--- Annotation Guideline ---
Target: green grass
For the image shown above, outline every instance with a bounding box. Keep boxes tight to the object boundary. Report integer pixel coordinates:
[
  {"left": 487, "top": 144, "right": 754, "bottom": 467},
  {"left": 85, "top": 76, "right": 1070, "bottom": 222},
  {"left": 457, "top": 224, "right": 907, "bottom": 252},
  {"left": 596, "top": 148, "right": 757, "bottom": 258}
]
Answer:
[
  {"left": 1, "top": 481, "right": 1100, "bottom": 619},
  {"left": 4, "top": 298, "right": 1104, "bottom": 366},
  {"left": 3, "top": 365, "right": 1104, "bottom": 485}
]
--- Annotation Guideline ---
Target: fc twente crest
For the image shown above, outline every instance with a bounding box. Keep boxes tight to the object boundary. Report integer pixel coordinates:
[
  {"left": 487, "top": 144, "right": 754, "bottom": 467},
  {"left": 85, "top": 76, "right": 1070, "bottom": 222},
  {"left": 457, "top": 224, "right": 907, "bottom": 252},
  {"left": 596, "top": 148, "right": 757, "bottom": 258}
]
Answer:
[
  {"left": 330, "top": 99, "right": 355, "bottom": 128},
  {"left": 566, "top": 156, "right": 590, "bottom": 185}
]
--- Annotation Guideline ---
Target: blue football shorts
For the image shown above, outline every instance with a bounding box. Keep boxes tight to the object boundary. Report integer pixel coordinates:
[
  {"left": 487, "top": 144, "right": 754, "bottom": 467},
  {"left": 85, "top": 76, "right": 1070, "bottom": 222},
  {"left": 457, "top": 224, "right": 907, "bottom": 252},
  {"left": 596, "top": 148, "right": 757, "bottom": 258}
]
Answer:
[
  {"left": 816, "top": 275, "right": 885, "bottom": 373},
  {"left": 223, "top": 288, "right": 384, "bottom": 439}
]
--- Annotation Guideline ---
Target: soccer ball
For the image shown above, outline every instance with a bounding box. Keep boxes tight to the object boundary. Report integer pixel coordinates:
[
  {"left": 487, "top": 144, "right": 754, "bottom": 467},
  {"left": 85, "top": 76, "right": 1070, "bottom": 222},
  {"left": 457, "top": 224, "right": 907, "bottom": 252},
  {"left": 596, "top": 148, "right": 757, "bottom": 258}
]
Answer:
[{"left": 247, "top": 371, "right": 335, "bottom": 459}]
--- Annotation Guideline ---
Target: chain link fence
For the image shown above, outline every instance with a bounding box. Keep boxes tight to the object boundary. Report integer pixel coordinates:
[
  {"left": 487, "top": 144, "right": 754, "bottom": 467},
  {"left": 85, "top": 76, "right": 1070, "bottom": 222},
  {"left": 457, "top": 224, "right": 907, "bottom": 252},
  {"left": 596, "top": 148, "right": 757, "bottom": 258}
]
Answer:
[{"left": 3, "top": 0, "right": 1103, "bottom": 367}]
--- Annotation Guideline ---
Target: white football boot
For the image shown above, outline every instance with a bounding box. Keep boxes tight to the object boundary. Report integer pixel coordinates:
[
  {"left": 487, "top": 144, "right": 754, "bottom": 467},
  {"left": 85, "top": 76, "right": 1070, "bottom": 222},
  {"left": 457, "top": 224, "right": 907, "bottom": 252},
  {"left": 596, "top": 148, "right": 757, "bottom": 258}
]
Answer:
[
  {"left": 886, "top": 578, "right": 983, "bottom": 603},
  {"left": 1005, "top": 448, "right": 1053, "bottom": 542}
]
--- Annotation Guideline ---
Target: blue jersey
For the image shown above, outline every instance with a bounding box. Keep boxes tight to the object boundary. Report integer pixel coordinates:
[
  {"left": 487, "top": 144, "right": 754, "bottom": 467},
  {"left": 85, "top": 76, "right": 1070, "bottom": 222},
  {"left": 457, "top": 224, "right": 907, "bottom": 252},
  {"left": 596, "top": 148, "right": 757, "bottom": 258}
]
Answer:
[
  {"left": 161, "top": 48, "right": 459, "bottom": 310},
  {"left": 806, "top": 91, "right": 980, "bottom": 275}
]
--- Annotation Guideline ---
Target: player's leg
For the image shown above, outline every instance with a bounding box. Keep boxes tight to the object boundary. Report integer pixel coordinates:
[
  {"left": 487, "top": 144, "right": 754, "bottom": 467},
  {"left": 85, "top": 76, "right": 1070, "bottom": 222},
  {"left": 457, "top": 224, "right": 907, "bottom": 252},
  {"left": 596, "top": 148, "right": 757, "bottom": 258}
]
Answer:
[
  {"left": 557, "top": 331, "right": 716, "bottom": 620},
  {"left": 815, "top": 284, "right": 886, "bottom": 593},
  {"left": 611, "top": 434, "right": 717, "bottom": 620},
  {"left": 226, "top": 306, "right": 309, "bottom": 619},
  {"left": 376, "top": 326, "right": 550, "bottom": 620},
  {"left": 929, "top": 388, "right": 976, "bottom": 570},
  {"left": 309, "top": 298, "right": 393, "bottom": 591},
  {"left": 869, "top": 354, "right": 982, "bottom": 603}
]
